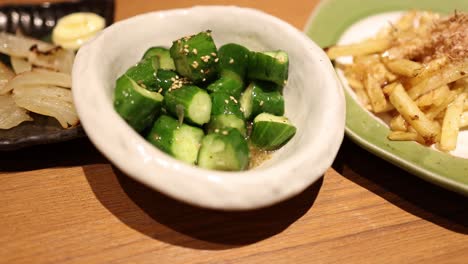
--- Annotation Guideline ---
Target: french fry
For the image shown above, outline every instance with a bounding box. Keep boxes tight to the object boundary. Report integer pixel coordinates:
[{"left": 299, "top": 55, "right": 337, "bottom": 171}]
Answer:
[
  {"left": 415, "top": 85, "right": 449, "bottom": 108},
  {"left": 330, "top": 11, "right": 468, "bottom": 151},
  {"left": 460, "top": 112, "right": 468, "bottom": 128},
  {"left": 407, "top": 61, "right": 468, "bottom": 99},
  {"left": 364, "top": 73, "right": 388, "bottom": 113},
  {"left": 390, "top": 115, "right": 407, "bottom": 131},
  {"left": 439, "top": 93, "right": 467, "bottom": 151},
  {"left": 326, "top": 39, "right": 391, "bottom": 59},
  {"left": 389, "top": 84, "right": 439, "bottom": 141},
  {"left": 406, "top": 57, "right": 448, "bottom": 87},
  {"left": 388, "top": 131, "right": 425, "bottom": 144},
  {"left": 426, "top": 90, "right": 460, "bottom": 119},
  {"left": 384, "top": 59, "right": 423, "bottom": 77},
  {"left": 383, "top": 82, "right": 399, "bottom": 95}
]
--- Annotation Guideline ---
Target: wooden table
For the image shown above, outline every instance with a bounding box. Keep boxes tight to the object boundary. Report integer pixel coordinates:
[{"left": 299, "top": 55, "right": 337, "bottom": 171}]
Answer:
[{"left": 1, "top": 1, "right": 467, "bottom": 263}]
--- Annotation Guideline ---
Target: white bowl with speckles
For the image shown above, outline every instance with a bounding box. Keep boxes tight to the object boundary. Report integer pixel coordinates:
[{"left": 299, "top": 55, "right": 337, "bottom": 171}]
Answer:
[{"left": 72, "top": 6, "right": 345, "bottom": 210}]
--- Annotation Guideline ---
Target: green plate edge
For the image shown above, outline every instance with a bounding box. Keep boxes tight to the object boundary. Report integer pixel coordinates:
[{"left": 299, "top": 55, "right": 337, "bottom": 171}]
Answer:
[{"left": 304, "top": 0, "right": 468, "bottom": 196}]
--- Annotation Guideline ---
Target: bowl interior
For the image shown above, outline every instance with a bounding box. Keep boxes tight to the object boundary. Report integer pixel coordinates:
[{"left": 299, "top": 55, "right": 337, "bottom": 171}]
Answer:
[{"left": 73, "top": 6, "right": 344, "bottom": 209}]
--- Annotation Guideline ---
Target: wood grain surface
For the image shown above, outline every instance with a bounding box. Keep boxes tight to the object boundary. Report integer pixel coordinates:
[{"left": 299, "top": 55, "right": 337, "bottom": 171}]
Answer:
[{"left": 1, "top": 1, "right": 467, "bottom": 264}]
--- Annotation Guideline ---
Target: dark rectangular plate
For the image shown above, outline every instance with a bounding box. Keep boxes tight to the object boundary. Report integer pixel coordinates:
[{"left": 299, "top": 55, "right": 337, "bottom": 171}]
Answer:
[{"left": 0, "top": 0, "right": 115, "bottom": 151}]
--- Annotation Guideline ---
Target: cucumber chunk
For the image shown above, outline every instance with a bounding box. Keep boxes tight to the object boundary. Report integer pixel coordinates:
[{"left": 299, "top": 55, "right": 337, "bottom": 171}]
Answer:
[
  {"left": 125, "top": 57, "right": 159, "bottom": 90},
  {"left": 147, "top": 115, "right": 204, "bottom": 165},
  {"left": 114, "top": 74, "right": 164, "bottom": 132},
  {"left": 247, "top": 50, "right": 289, "bottom": 86},
  {"left": 240, "top": 81, "right": 284, "bottom": 120},
  {"left": 142, "top": 46, "right": 176, "bottom": 70},
  {"left": 206, "top": 43, "right": 250, "bottom": 98},
  {"left": 206, "top": 92, "right": 246, "bottom": 135},
  {"left": 198, "top": 128, "right": 250, "bottom": 171},
  {"left": 206, "top": 75, "right": 243, "bottom": 99},
  {"left": 217, "top": 43, "right": 250, "bottom": 79},
  {"left": 170, "top": 31, "right": 217, "bottom": 83},
  {"left": 251, "top": 113, "right": 296, "bottom": 150},
  {"left": 164, "top": 85, "right": 212, "bottom": 126},
  {"left": 155, "top": 69, "right": 192, "bottom": 95}
]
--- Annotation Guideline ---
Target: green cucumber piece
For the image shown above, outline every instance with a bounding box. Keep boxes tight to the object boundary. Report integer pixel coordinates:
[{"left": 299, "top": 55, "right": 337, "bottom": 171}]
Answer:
[
  {"left": 251, "top": 113, "right": 296, "bottom": 150},
  {"left": 206, "top": 73, "right": 244, "bottom": 98},
  {"left": 217, "top": 43, "right": 250, "bottom": 79},
  {"left": 164, "top": 85, "right": 211, "bottom": 126},
  {"left": 197, "top": 128, "right": 250, "bottom": 171},
  {"left": 155, "top": 69, "right": 191, "bottom": 95},
  {"left": 170, "top": 31, "right": 217, "bottom": 83},
  {"left": 147, "top": 115, "right": 204, "bottom": 165},
  {"left": 142, "top": 46, "right": 176, "bottom": 70},
  {"left": 125, "top": 57, "right": 159, "bottom": 90},
  {"left": 114, "top": 74, "right": 164, "bottom": 132},
  {"left": 247, "top": 50, "right": 289, "bottom": 86},
  {"left": 240, "top": 81, "right": 284, "bottom": 120},
  {"left": 206, "top": 44, "right": 250, "bottom": 98},
  {"left": 206, "top": 92, "right": 246, "bottom": 135}
]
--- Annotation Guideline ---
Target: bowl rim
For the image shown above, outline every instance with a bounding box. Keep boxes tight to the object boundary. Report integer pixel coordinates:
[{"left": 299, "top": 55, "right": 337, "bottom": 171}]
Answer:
[{"left": 72, "top": 5, "right": 346, "bottom": 210}]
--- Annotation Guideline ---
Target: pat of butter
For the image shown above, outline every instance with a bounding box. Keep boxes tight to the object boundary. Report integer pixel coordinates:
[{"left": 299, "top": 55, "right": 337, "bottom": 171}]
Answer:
[{"left": 52, "top": 12, "right": 105, "bottom": 50}]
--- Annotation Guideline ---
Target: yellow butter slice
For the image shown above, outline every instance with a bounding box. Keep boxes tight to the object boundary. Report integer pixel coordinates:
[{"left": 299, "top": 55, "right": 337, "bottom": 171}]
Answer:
[{"left": 52, "top": 12, "right": 105, "bottom": 50}]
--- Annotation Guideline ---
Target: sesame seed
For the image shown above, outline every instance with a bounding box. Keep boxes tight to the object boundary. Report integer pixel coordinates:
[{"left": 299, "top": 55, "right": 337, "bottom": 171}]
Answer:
[
  {"left": 184, "top": 44, "right": 189, "bottom": 48},
  {"left": 224, "top": 99, "right": 229, "bottom": 104},
  {"left": 175, "top": 75, "right": 179, "bottom": 79},
  {"left": 215, "top": 129, "right": 220, "bottom": 133},
  {"left": 222, "top": 130, "right": 228, "bottom": 135},
  {"left": 158, "top": 88, "right": 163, "bottom": 93},
  {"left": 211, "top": 52, "right": 217, "bottom": 57},
  {"left": 191, "top": 61, "right": 199, "bottom": 69},
  {"left": 283, "top": 80, "right": 288, "bottom": 85},
  {"left": 229, "top": 58, "right": 234, "bottom": 64},
  {"left": 240, "top": 107, "right": 245, "bottom": 112},
  {"left": 192, "top": 48, "right": 198, "bottom": 54},
  {"left": 214, "top": 58, "right": 219, "bottom": 63},
  {"left": 200, "top": 69, "right": 204, "bottom": 73},
  {"left": 260, "top": 100, "right": 264, "bottom": 106},
  {"left": 229, "top": 96, "right": 238, "bottom": 104},
  {"left": 170, "top": 77, "right": 176, "bottom": 82},
  {"left": 183, "top": 48, "right": 189, "bottom": 54},
  {"left": 202, "top": 78, "right": 206, "bottom": 82}
]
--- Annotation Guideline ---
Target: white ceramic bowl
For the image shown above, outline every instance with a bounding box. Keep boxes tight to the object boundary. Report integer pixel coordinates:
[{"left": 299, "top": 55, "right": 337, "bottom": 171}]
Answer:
[{"left": 72, "top": 6, "right": 345, "bottom": 210}]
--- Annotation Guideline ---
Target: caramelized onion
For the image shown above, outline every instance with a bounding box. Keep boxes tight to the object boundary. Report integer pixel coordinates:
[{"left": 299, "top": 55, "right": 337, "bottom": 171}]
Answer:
[{"left": 0, "top": 94, "right": 32, "bottom": 129}]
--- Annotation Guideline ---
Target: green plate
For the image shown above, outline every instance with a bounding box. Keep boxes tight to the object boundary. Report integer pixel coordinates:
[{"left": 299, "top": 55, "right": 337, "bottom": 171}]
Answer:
[{"left": 305, "top": 0, "right": 468, "bottom": 196}]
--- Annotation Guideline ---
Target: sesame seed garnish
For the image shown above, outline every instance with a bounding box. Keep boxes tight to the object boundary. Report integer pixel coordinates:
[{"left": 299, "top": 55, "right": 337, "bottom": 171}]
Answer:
[
  {"left": 170, "top": 77, "right": 176, "bottom": 82},
  {"left": 184, "top": 44, "right": 189, "bottom": 48},
  {"left": 200, "top": 69, "right": 204, "bottom": 73},
  {"left": 240, "top": 107, "right": 245, "bottom": 112},
  {"left": 202, "top": 78, "right": 206, "bottom": 82},
  {"left": 224, "top": 99, "right": 229, "bottom": 104},
  {"left": 283, "top": 80, "right": 288, "bottom": 85},
  {"left": 175, "top": 75, "right": 179, "bottom": 79},
  {"left": 192, "top": 48, "right": 198, "bottom": 54},
  {"left": 260, "top": 100, "right": 264, "bottom": 106},
  {"left": 211, "top": 52, "right": 217, "bottom": 57},
  {"left": 191, "top": 61, "right": 199, "bottom": 69},
  {"left": 183, "top": 48, "right": 189, "bottom": 54},
  {"left": 214, "top": 58, "right": 219, "bottom": 63},
  {"left": 229, "top": 58, "right": 234, "bottom": 64},
  {"left": 158, "top": 88, "right": 163, "bottom": 93},
  {"left": 215, "top": 129, "right": 220, "bottom": 133},
  {"left": 229, "top": 96, "right": 238, "bottom": 104},
  {"left": 222, "top": 130, "right": 228, "bottom": 135}
]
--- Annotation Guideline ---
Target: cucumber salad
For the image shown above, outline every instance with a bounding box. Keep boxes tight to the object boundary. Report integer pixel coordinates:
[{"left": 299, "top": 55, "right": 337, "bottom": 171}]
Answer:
[{"left": 114, "top": 31, "right": 296, "bottom": 171}]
